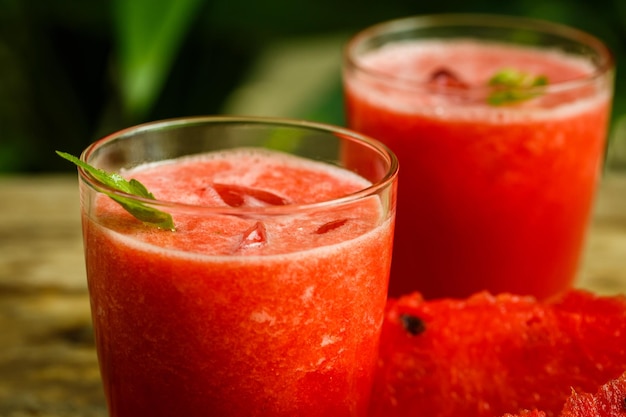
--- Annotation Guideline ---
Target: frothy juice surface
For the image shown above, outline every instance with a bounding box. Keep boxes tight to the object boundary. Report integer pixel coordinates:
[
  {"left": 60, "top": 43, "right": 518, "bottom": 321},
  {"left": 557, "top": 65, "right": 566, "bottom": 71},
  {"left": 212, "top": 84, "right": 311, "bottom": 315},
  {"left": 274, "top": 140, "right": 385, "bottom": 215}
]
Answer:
[
  {"left": 344, "top": 40, "right": 611, "bottom": 299},
  {"left": 82, "top": 148, "right": 394, "bottom": 417}
]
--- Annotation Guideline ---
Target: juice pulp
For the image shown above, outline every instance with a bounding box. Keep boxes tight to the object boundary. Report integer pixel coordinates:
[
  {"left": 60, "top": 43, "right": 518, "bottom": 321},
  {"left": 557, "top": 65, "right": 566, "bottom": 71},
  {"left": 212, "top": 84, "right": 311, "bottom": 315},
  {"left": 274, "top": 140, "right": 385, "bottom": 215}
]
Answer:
[
  {"left": 82, "top": 149, "right": 394, "bottom": 417},
  {"left": 344, "top": 40, "right": 611, "bottom": 299}
]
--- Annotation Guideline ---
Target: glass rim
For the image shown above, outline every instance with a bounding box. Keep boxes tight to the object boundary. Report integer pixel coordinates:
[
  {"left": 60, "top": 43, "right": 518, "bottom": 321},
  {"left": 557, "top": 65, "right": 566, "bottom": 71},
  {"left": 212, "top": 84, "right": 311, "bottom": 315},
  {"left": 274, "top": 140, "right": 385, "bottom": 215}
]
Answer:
[
  {"left": 79, "top": 115, "right": 399, "bottom": 216},
  {"left": 344, "top": 13, "right": 615, "bottom": 95}
]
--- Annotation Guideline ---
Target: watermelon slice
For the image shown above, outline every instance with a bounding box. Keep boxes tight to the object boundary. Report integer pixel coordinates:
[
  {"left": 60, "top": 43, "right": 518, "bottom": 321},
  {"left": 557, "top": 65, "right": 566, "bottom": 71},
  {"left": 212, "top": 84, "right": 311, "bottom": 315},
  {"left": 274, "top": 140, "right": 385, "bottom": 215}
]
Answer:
[
  {"left": 369, "top": 290, "right": 626, "bottom": 417},
  {"left": 504, "top": 371, "right": 626, "bottom": 417}
]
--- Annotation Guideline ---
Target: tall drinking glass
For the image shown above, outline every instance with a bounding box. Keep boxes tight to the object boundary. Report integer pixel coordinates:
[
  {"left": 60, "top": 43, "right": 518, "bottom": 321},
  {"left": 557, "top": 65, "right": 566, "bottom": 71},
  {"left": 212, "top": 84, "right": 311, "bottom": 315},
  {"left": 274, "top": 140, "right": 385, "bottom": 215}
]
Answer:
[
  {"left": 76, "top": 116, "right": 398, "bottom": 417},
  {"left": 343, "top": 14, "right": 614, "bottom": 299}
]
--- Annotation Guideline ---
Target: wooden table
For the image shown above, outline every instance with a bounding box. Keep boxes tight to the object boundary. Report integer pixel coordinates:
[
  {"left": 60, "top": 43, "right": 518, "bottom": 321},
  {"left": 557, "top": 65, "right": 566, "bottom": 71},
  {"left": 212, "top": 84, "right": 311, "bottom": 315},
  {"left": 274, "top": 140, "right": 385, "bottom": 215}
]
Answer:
[{"left": 1, "top": 173, "right": 625, "bottom": 416}]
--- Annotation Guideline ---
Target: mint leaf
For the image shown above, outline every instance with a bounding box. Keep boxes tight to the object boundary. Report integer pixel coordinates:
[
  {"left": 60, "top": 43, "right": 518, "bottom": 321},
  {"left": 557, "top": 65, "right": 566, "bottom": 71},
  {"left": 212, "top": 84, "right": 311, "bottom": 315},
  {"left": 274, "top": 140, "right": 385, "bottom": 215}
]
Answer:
[
  {"left": 57, "top": 151, "right": 175, "bottom": 230},
  {"left": 487, "top": 68, "right": 548, "bottom": 106}
]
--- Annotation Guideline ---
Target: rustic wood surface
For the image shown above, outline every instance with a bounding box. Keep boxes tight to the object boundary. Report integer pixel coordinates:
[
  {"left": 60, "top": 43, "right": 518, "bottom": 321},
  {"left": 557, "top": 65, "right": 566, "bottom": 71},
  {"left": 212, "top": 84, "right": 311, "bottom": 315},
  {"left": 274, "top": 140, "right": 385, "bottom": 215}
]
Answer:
[{"left": 1, "top": 173, "right": 625, "bottom": 417}]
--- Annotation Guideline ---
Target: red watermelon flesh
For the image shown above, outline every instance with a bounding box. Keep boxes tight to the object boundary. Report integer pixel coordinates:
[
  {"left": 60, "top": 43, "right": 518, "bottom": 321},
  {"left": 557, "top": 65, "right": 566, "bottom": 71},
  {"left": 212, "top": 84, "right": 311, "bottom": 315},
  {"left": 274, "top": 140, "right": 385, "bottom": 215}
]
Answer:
[
  {"left": 503, "top": 370, "right": 626, "bottom": 417},
  {"left": 369, "top": 290, "right": 626, "bottom": 417},
  {"left": 560, "top": 370, "right": 626, "bottom": 417}
]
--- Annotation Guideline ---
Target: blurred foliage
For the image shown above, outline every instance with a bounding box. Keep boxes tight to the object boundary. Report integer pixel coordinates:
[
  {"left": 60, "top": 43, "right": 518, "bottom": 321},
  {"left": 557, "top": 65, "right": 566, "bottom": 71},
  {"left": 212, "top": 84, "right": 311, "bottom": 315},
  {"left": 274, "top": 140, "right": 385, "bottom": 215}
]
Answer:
[{"left": 0, "top": 0, "right": 625, "bottom": 172}]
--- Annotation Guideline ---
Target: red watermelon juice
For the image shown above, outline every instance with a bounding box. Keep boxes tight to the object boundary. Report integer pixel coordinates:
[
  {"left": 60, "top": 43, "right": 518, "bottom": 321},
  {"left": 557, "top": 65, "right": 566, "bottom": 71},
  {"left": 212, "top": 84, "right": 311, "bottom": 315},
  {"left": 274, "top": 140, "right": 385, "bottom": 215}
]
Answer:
[
  {"left": 77, "top": 117, "right": 398, "bottom": 417},
  {"left": 343, "top": 15, "right": 614, "bottom": 299}
]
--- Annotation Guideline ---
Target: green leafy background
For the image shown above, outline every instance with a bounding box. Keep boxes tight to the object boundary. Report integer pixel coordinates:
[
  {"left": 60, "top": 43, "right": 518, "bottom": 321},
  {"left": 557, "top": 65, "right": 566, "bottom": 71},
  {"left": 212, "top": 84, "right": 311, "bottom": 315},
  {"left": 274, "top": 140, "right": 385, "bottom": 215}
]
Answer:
[{"left": 1, "top": 0, "right": 625, "bottom": 172}]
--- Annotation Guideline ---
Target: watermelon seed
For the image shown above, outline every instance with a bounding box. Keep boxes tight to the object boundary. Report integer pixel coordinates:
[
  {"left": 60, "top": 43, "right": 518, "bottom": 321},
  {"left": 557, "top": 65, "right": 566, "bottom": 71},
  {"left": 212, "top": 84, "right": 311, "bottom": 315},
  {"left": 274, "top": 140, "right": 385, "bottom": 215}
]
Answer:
[
  {"left": 622, "top": 397, "right": 626, "bottom": 411},
  {"left": 400, "top": 314, "right": 426, "bottom": 336}
]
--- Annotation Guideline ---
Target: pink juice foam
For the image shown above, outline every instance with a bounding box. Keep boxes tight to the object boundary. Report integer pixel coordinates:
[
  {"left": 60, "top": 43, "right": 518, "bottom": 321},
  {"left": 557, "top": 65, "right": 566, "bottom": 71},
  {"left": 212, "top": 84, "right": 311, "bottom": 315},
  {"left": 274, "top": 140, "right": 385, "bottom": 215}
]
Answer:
[
  {"left": 351, "top": 40, "right": 604, "bottom": 115},
  {"left": 82, "top": 148, "right": 394, "bottom": 417}
]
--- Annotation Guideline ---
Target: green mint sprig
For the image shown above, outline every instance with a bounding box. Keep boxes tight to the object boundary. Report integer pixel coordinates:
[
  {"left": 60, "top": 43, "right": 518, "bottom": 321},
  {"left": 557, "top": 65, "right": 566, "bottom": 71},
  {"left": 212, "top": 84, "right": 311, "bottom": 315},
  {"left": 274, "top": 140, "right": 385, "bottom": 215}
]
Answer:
[
  {"left": 487, "top": 68, "right": 549, "bottom": 106},
  {"left": 57, "top": 151, "right": 175, "bottom": 230}
]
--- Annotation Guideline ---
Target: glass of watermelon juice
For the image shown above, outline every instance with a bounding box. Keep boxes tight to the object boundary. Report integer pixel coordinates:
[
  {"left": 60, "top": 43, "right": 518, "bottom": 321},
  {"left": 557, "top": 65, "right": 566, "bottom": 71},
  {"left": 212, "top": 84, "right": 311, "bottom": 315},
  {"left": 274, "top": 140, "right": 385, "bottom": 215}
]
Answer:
[
  {"left": 77, "top": 116, "right": 398, "bottom": 417},
  {"left": 343, "top": 14, "right": 614, "bottom": 300}
]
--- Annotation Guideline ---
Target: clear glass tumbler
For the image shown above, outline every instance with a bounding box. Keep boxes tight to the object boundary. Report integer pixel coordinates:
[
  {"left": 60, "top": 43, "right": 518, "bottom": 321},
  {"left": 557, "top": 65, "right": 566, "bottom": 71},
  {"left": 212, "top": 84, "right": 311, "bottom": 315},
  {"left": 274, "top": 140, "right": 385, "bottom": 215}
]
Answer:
[
  {"left": 343, "top": 14, "right": 614, "bottom": 300},
  {"left": 76, "top": 116, "right": 398, "bottom": 417}
]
